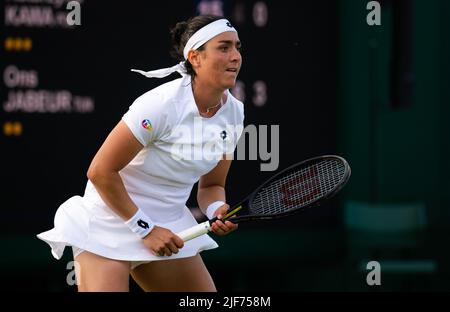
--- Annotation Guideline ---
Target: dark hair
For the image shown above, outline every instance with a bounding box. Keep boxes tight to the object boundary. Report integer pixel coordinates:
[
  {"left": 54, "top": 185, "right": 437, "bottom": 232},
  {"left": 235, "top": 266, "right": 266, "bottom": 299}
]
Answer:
[{"left": 170, "top": 15, "right": 223, "bottom": 77}]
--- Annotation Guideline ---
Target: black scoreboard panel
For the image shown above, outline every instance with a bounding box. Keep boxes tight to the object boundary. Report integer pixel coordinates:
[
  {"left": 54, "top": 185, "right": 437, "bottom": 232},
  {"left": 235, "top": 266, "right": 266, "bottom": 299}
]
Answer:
[{"left": 1, "top": 1, "right": 338, "bottom": 234}]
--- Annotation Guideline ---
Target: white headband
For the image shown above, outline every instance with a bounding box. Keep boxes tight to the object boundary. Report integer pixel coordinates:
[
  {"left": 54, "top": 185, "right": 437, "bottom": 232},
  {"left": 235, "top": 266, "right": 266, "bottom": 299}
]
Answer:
[
  {"left": 131, "top": 19, "right": 237, "bottom": 79},
  {"left": 183, "top": 18, "right": 236, "bottom": 59}
]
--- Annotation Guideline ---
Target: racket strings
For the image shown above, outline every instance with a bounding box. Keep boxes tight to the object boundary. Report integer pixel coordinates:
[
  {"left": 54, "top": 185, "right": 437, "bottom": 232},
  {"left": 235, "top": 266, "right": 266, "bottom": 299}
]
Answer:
[{"left": 251, "top": 159, "right": 346, "bottom": 215}]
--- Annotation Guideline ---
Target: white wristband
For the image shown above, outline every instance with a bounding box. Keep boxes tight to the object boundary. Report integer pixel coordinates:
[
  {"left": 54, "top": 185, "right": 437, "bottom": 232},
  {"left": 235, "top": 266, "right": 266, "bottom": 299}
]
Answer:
[
  {"left": 205, "top": 201, "right": 225, "bottom": 220},
  {"left": 125, "top": 209, "right": 155, "bottom": 239}
]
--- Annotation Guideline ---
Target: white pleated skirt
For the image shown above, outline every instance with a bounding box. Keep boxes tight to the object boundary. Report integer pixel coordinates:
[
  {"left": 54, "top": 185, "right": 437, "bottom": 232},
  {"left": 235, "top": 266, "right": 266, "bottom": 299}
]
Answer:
[{"left": 36, "top": 195, "right": 218, "bottom": 261}]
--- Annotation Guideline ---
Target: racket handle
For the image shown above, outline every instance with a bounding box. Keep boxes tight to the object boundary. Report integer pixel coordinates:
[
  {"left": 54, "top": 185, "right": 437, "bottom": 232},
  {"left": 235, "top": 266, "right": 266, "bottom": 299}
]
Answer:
[{"left": 177, "top": 220, "right": 212, "bottom": 242}]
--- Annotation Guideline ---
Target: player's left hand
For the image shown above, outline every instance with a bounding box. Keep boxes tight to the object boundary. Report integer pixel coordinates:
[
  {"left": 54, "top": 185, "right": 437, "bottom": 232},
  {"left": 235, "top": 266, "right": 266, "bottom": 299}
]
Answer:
[{"left": 210, "top": 204, "right": 238, "bottom": 236}]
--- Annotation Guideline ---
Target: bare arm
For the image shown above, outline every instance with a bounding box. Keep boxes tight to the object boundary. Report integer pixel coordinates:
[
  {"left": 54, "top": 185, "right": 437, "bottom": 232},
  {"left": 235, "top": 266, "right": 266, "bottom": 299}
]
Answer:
[
  {"left": 87, "top": 120, "right": 143, "bottom": 220},
  {"left": 197, "top": 156, "right": 232, "bottom": 213},
  {"left": 197, "top": 155, "right": 238, "bottom": 235},
  {"left": 87, "top": 120, "right": 183, "bottom": 256}
]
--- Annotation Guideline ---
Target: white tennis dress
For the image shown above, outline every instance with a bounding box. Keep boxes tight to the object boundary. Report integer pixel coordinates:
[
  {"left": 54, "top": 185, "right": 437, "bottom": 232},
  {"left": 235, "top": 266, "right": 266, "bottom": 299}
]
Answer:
[{"left": 37, "top": 75, "right": 244, "bottom": 262}]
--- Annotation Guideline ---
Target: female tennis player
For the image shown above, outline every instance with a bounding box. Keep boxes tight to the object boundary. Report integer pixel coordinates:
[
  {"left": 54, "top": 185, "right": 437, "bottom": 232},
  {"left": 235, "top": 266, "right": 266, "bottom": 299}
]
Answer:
[{"left": 37, "top": 15, "right": 244, "bottom": 292}]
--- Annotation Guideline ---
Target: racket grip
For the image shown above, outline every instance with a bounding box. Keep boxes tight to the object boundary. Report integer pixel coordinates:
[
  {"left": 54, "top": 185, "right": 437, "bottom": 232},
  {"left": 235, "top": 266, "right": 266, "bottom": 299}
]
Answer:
[{"left": 177, "top": 220, "right": 212, "bottom": 242}]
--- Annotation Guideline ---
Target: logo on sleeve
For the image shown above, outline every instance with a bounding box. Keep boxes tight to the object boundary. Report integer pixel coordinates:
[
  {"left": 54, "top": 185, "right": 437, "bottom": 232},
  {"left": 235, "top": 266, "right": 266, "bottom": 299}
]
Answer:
[{"left": 141, "top": 119, "right": 153, "bottom": 131}]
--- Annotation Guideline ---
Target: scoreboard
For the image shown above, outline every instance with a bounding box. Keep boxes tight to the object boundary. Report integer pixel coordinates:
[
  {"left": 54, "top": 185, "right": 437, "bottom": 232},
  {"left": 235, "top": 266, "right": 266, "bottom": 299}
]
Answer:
[{"left": 1, "top": 0, "right": 339, "bottom": 234}]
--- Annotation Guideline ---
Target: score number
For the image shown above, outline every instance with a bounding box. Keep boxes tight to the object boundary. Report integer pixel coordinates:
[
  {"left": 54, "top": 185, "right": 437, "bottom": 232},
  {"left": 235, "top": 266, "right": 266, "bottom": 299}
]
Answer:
[
  {"left": 230, "top": 2, "right": 268, "bottom": 107},
  {"left": 232, "top": 1, "right": 268, "bottom": 27},
  {"left": 231, "top": 80, "right": 267, "bottom": 107}
]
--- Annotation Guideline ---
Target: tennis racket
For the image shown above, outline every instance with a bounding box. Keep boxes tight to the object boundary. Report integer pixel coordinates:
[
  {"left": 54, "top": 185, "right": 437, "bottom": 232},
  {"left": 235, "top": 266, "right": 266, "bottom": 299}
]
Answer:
[{"left": 177, "top": 155, "right": 351, "bottom": 242}]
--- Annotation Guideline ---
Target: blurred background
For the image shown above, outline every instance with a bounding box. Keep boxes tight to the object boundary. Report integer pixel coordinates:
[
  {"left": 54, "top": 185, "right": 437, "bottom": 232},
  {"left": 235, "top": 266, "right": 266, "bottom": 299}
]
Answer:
[{"left": 1, "top": 0, "right": 449, "bottom": 291}]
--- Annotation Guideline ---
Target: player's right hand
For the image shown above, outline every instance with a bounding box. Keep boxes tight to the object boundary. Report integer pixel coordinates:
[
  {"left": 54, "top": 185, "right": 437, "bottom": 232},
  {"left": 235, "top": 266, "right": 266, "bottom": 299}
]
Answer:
[{"left": 142, "top": 226, "right": 184, "bottom": 257}]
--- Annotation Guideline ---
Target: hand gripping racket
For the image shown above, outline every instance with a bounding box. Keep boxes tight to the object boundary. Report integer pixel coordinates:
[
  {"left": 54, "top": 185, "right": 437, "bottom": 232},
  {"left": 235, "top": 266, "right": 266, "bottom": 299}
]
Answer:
[{"left": 177, "top": 155, "right": 351, "bottom": 242}]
